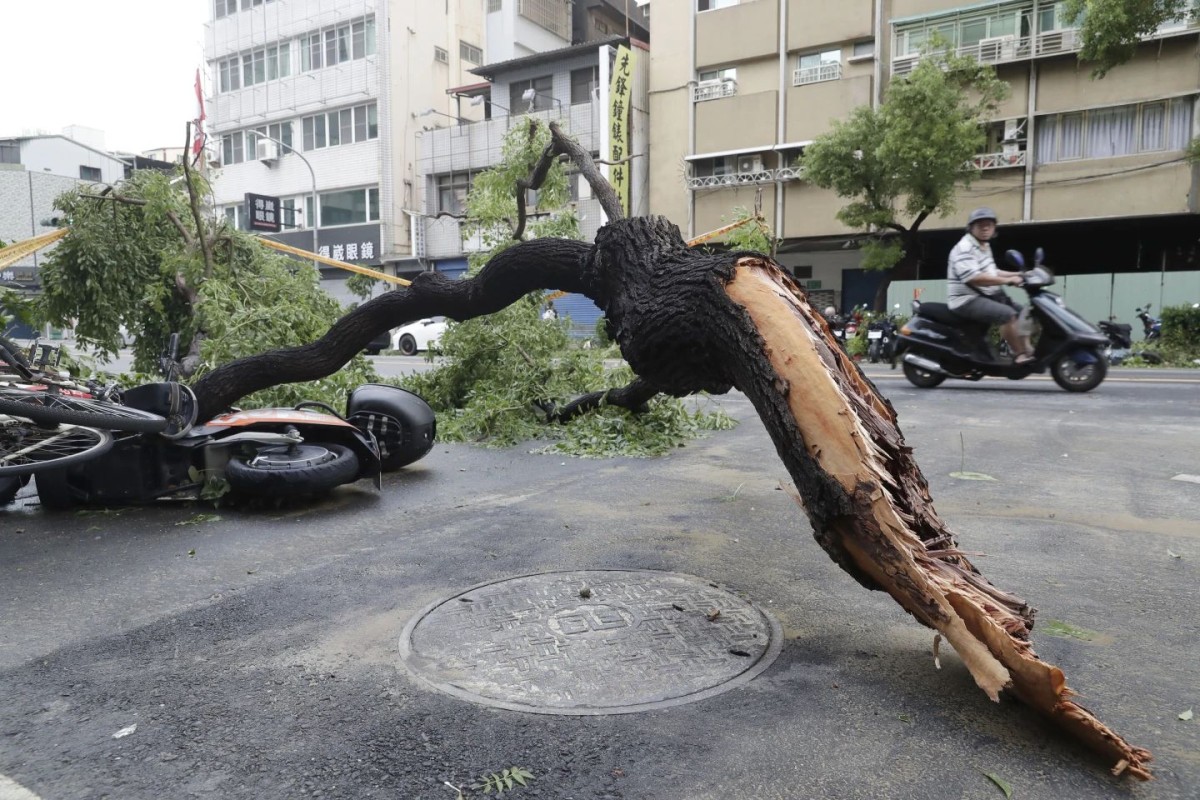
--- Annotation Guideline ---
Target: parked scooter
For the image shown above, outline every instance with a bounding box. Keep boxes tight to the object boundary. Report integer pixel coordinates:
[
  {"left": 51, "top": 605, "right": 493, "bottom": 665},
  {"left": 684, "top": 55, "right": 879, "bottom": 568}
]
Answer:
[
  {"left": 1135, "top": 304, "right": 1162, "bottom": 342},
  {"left": 892, "top": 249, "right": 1110, "bottom": 392},
  {"left": 866, "top": 305, "right": 902, "bottom": 364},
  {"left": 1097, "top": 316, "right": 1163, "bottom": 365},
  {"left": 28, "top": 335, "right": 436, "bottom": 509}
]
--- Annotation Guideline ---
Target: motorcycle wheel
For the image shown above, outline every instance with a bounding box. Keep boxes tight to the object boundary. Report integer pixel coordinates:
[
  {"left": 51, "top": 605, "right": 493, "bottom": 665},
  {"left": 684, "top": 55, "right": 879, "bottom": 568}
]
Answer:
[
  {"left": 902, "top": 361, "right": 946, "bottom": 389},
  {"left": 225, "top": 442, "right": 360, "bottom": 498},
  {"left": 1050, "top": 351, "right": 1107, "bottom": 392},
  {"left": 867, "top": 341, "right": 881, "bottom": 363}
]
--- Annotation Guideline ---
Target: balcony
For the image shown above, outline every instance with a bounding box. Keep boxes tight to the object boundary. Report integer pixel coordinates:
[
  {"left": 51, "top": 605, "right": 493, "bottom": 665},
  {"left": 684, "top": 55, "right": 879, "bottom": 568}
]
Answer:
[
  {"left": 685, "top": 166, "right": 805, "bottom": 190},
  {"left": 692, "top": 79, "right": 737, "bottom": 103},
  {"left": 793, "top": 62, "right": 843, "bottom": 86},
  {"left": 966, "top": 150, "right": 1027, "bottom": 170}
]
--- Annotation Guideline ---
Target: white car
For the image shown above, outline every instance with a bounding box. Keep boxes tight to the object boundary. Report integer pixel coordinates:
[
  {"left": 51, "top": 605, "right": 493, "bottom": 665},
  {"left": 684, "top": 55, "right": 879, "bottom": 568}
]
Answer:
[{"left": 391, "top": 317, "right": 447, "bottom": 355}]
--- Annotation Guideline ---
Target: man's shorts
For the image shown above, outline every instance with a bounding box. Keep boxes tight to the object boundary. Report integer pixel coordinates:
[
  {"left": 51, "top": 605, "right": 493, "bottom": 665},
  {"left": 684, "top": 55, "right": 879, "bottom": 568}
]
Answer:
[{"left": 954, "top": 293, "right": 1021, "bottom": 325}]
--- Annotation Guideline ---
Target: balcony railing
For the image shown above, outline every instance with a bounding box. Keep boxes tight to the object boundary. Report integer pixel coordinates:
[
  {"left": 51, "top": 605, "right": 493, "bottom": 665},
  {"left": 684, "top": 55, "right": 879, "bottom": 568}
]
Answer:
[
  {"left": 692, "top": 79, "right": 737, "bottom": 103},
  {"left": 893, "top": 13, "right": 1197, "bottom": 76},
  {"left": 793, "top": 62, "right": 842, "bottom": 86},
  {"left": 685, "top": 166, "right": 804, "bottom": 189},
  {"left": 518, "top": 0, "right": 570, "bottom": 38},
  {"left": 967, "top": 150, "right": 1027, "bottom": 170}
]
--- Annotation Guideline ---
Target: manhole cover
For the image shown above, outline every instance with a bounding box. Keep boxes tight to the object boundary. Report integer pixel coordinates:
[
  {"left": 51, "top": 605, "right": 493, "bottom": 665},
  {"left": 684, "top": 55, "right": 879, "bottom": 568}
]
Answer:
[{"left": 399, "top": 569, "right": 782, "bottom": 714}]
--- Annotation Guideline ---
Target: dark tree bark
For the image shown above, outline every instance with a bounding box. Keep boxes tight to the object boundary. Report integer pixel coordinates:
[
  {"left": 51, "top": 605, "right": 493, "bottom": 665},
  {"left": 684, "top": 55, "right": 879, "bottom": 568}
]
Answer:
[{"left": 188, "top": 125, "right": 1152, "bottom": 780}]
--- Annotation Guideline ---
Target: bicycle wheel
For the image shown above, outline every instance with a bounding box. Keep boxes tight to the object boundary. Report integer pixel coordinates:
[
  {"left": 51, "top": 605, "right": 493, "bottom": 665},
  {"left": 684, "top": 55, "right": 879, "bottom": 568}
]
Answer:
[
  {"left": 0, "top": 420, "right": 113, "bottom": 477},
  {"left": 0, "top": 388, "right": 167, "bottom": 434}
]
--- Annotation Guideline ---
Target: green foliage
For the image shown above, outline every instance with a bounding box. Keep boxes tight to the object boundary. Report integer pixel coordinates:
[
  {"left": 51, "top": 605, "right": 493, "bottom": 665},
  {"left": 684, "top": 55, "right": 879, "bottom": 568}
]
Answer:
[
  {"left": 1187, "top": 136, "right": 1200, "bottom": 165},
  {"left": 1160, "top": 303, "right": 1200, "bottom": 348},
  {"left": 1065, "top": 0, "right": 1194, "bottom": 77},
  {"left": 397, "top": 121, "right": 737, "bottom": 455},
  {"left": 722, "top": 207, "right": 774, "bottom": 254},
  {"left": 470, "top": 766, "right": 535, "bottom": 795},
  {"left": 35, "top": 168, "right": 377, "bottom": 409},
  {"left": 345, "top": 271, "right": 380, "bottom": 302},
  {"left": 802, "top": 46, "right": 1009, "bottom": 270},
  {"left": 860, "top": 239, "right": 905, "bottom": 272}
]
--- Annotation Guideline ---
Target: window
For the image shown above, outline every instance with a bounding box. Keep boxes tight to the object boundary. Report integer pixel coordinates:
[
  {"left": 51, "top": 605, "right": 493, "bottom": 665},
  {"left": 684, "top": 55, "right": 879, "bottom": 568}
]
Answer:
[
  {"left": 0, "top": 141, "right": 19, "bottom": 164},
  {"left": 222, "top": 132, "right": 245, "bottom": 165},
  {"left": 1037, "top": 1, "right": 1071, "bottom": 33},
  {"left": 796, "top": 49, "right": 842, "bottom": 84},
  {"left": 319, "top": 187, "right": 379, "bottom": 227},
  {"left": 218, "top": 56, "right": 240, "bottom": 92},
  {"left": 214, "top": 0, "right": 237, "bottom": 18},
  {"left": 302, "top": 16, "right": 375, "bottom": 71},
  {"left": 437, "top": 173, "right": 474, "bottom": 215},
  {"left": 699, "top": 67, "right": 737, "bottom": 83},
  {"left": 302, "top": 103, "right": 378, "bottom": 150},
  {"left": 1035, "top": 98, "right": 1194, "bottom": 164},
  {"left": 894, "top": 5, "right": 1032, "bottom": 58},
  {"left": 510, "top": 75, "right": 554, "bottom": 113},
  {"left": 698, "top": 0, "right": 738, "bottom": 10},
  {"left": 243, "top": 49, "right": 266, "bottom": 86},
  {"left": 851, "top": 40, "right": 875, "bottom": 59},
  {"left": 247, "top": 121, "right": 293, "bottom": 157},
  {"left": 571, "top": 67, "right": 598, "bottom": 104},
  {"left": 460, "top": 41, "right": 482, "bottom": 64},
  {"left": 487, "top": 0, "right": 502, "bottom": 11},
  {"left": 223, "top": 204, "right": 249, "bottom": 231},
  {"left": 240, "top": 0, "right": 265, "bottom": 9},
  {"left": 434, "top": 46, "right": 449, "bottom": 63},
  {"left": 267, "top": 43, "right": 290, "bottom": 79},
  {"left": 79, "top": 165, "right": 102, "bottom": 181}
]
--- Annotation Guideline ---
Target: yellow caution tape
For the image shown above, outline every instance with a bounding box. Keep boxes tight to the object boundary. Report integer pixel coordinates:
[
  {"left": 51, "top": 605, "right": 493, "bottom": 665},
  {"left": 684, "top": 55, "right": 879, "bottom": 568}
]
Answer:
[
  {"left": 256, "top": 236, "right": 411, "bottom": 286},
  {"left": 0, "top": 228, "right": 70, "bottom": 270}
]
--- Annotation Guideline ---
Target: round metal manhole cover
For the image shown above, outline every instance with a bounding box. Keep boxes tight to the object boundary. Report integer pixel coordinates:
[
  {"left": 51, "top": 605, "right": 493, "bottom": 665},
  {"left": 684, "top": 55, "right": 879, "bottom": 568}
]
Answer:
[{"left": 399, "top": 569, "right": 782, "bottom": 715}]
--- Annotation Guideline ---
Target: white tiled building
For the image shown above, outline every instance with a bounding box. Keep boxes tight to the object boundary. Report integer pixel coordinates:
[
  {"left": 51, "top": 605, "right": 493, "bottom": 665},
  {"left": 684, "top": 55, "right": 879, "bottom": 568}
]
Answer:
[{"left": 203, "top": 0, "right": 488, "bottom": 302}]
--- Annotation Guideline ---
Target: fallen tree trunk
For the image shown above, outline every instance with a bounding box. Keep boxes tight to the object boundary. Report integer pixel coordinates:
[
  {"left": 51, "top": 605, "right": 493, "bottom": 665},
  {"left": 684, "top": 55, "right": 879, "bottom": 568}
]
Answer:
[{"left": 188, "top": 128, "right": 1152, "bottom": 779}]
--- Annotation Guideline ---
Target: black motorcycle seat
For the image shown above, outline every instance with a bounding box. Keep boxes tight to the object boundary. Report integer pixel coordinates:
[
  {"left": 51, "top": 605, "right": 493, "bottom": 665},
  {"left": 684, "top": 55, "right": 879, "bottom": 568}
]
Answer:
[
  {"left": 915, "top": 302, "right": 964, "bottom": 326},
  {"left": 1100, "top": 321, "right": 1132, "bottom": 335}
]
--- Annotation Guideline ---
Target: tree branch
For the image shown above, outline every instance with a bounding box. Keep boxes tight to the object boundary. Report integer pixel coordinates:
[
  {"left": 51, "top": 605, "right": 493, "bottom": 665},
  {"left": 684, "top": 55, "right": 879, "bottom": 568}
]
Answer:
[{"left": 536, "top": 377, "right": 659, "bottom": 423}]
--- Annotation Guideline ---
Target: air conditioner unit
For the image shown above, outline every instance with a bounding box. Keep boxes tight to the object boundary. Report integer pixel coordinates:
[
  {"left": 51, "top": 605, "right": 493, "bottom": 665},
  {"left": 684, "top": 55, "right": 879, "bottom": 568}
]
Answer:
[
  {"left": 256, "top": 140, "right": 279, "bottom": 163},
  {"left": 737, "top": 155, "right": 763, "bottom": 174},
  {"left": 979, "top": 34, "right": 1016, "bottom": 61}
]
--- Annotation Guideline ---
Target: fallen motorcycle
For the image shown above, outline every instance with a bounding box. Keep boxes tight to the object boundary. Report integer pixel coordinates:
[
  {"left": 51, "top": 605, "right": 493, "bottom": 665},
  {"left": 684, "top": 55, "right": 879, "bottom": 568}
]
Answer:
[{"left": 17, "top": 336, "right": 436, "bottom": 509}]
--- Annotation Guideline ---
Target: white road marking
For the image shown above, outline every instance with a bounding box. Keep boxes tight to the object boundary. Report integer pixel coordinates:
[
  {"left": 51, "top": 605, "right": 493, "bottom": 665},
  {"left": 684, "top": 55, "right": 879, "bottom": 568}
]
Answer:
[
  {"left": 0, "top": 774, "right": 42, "bottom": 800},
  {"left": 1171, "top": 474, "right": 1200, "bottom": 484}
]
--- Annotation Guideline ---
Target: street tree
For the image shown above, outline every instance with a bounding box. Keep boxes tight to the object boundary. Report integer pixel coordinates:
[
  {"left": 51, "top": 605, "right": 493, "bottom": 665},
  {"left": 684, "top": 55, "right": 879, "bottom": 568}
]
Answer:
[
  {"left": 802, "top": 48, "right": 1008, "bottom": 310},
  {"left": 35, "top": 168, "right": 377, "bottom": 408},
  {"left": 1068, "top": 0, "right": 1196, "bottom": 76},
  {"left": 186, "top": 119, "right": 1151, "bottom": 779}
]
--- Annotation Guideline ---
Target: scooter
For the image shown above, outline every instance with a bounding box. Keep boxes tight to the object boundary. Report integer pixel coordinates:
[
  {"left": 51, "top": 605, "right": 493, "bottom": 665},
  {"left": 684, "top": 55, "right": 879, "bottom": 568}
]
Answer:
[
  {"left": 26, "top": 335, "right": 437, "bottom": 509},
  {"left": 1097, "top": 317, "right": 1163, "bottom": 365},
  {"left": 891, "top": 249, "right": 1110, "bottom": 392},
  {"left": 1135, "top": 304, "right": 1162, "bottom": 342},
  {"left": 866, "top": 305, "right": 901, "bottom": 364}
]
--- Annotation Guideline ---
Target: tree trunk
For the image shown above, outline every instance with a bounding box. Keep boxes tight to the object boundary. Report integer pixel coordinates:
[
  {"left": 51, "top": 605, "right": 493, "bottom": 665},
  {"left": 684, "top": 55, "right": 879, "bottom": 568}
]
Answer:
[{"left": 187, "top": 152, "right": 1151, "bottom": 780}]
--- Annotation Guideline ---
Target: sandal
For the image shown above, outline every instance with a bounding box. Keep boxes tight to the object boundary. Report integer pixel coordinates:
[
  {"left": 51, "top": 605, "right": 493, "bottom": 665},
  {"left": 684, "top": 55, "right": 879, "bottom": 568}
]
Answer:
[{"left": 1014, "top": 352, "right": 1035, "bottom": 365}]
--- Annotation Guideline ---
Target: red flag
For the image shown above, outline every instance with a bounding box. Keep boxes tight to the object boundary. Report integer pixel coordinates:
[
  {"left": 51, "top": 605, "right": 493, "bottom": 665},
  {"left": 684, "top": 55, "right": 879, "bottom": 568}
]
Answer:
[{"left": 193, "top": 68, "right": 206, "bottom": 156}]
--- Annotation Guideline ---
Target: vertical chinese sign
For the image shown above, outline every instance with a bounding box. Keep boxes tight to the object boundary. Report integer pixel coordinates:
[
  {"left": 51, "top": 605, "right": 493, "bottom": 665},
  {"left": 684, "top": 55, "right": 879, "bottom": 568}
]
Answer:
[{"left": 608, "top": 44, "right": 635, "bottom": 217}]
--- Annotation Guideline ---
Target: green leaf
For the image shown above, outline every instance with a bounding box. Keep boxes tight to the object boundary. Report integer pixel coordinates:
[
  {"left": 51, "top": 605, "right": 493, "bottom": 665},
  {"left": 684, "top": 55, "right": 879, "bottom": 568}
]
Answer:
[
  {"left": 982, "top": 771, "right": 1013, "bottom": 798},
  {"left": 949, "top": 471, "right": 997, "bottom": 481},
  {"left": 1042, "top": 619, "right": 1098, "bottom": 642}
]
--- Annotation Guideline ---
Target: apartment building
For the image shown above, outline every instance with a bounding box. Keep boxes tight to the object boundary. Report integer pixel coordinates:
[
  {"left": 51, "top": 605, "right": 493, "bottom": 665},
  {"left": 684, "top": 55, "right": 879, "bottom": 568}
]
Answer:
[
  {"left": 648, "top": 0, "right": 1200, "bottom": 311},
  {"left": 203, "top": 0, "right": 487, "bottom": 303}
]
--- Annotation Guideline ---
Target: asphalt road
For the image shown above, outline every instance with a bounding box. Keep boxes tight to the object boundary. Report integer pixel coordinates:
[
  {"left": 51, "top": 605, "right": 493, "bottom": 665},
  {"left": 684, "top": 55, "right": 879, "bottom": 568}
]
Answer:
[{"left": 1, "top": 369, "right": 1197, "bottom": 799}]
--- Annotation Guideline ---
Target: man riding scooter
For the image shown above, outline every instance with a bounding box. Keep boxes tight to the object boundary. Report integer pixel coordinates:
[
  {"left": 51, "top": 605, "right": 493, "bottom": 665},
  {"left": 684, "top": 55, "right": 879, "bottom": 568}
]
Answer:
[{"left": 947, "top": 207, "right": 1033, "bottom": 364}]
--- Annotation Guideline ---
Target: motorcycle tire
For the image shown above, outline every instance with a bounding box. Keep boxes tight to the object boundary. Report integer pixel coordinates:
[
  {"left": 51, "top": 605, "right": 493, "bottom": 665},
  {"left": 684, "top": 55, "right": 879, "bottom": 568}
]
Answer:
[
  {"left": 1050, "top": 351, "right": 1107, "bottom": 393},
  {"left": 398, "top": 334, "right": 418, "bottom": 356},
  {"left": 867, "top": 341, "right": 881, "bottom": 363},
  {"left": 225, "top": 442, "right": 360, "bottom": 498},
  {"left": 34, "top": 468, "right": 78, "bottom": 511},
  {"left": 902, "top": 361, "right": 945, "bottom": 389},
  {"left": 0, "top": 474, "right": 27, "bottom": 506}
]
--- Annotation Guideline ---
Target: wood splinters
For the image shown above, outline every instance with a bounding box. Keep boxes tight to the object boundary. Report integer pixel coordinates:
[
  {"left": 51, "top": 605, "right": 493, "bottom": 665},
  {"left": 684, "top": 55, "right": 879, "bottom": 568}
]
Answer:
[
  {"left": 1111, "top": 759, "right": 1129, "bottom": 777},
  {"left": 933, "top": 633, "right": 943, "bottom": 670}
]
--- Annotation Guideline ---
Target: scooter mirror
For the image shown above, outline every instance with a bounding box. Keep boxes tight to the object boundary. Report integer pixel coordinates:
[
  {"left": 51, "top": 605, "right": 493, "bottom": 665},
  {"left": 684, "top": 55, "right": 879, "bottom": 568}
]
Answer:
[
  {"left": 1035, "top": 247, "right": 1045, "bottom": 266},
  {"left": 1005, "top": 250, "right": 1025, "bottom": 269}
]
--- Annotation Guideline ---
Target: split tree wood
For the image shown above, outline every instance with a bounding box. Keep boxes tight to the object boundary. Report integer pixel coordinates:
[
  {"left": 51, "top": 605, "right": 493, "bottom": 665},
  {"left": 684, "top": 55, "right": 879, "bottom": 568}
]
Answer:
[{"left": 189, "top": 122, "right": 1152, "bottom": 779}]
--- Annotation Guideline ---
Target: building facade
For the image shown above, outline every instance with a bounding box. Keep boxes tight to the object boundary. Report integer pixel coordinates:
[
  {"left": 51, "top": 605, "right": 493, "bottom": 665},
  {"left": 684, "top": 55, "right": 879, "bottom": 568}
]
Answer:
[
  {"left": 414, "top": 35, "right": 651, "bottom": 332},
  {"left": 647, "top": 0, "right": 1200, "bottom": 311},
  {"left": 203, "top": 0, "right": 488, "bottom": 303}
]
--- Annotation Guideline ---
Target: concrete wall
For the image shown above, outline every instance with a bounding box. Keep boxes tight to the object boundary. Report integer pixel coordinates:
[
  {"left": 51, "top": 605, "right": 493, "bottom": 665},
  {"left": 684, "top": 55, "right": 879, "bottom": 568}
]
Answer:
[
  {"left": 785, "top": 73, "right": 873, "bottom": 142},
  {"left": 694, "top": 183, "right": 776, "bottom": 236},
  {"left": 695, "top": 90, "right": 778, "bottom": 152},
  {"left": 787, "top": 0, "right": 874, "bottom": 51},
  {"left": 12, "top": 138, "right": 125, "bottom": 184},
  {"left": 0, "top": 171, "right": 84, "bottom": 273},
  {"left": 1036, "top": 40, "right": 1200, "bottom": 114},
  {"left": 1033, "top": 158, "right": 1194, "bottom": 221},
  {"left": 696, "top": 0, "right": 779, "bottom": 69}
]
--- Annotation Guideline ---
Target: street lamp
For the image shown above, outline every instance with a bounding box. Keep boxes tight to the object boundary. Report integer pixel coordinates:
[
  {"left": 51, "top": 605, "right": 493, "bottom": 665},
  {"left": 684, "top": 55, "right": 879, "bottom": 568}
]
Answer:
[
  {"left": 254, "top": 131, "right": 318, "bottom": 270},
  {"left": 468, "top": 95, "right": 513, "bottom": 129}
]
